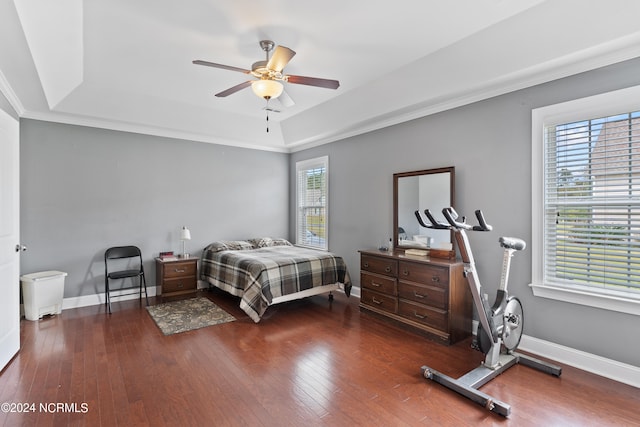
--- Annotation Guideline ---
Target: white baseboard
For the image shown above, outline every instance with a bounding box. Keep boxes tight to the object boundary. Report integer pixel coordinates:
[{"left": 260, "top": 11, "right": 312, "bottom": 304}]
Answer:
[
  {"left": 350, "top": 286, "right": 361, "bottom": 298},
  {"left": 61, "top": 286, "right": 159, "bottom": 310},
  {"left": 356, "top": 295, "right": 638, "bottom": 389},
  {"left": 518, "top": 335, "right": 640, "bottom": 389},
  {"left": 60, "top": 281, "right": 210, "bottom": 311},
  {"left": 469, "top": 319, "right": 639, "bottom": 388}
]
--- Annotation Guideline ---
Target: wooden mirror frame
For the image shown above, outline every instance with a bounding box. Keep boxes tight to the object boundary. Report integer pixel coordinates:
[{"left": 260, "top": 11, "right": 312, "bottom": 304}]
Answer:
[{"left": 393, "top": 166, "right": 455, "bottom": 250}]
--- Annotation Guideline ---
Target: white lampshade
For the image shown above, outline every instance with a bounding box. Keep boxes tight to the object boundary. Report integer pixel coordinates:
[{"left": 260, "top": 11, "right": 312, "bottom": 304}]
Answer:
[
  {"left": 180, "top": 226, "right": 191, "bottom": 241},
  {"left": 251, "top": 79, "right": 283, "bottom": 99}
]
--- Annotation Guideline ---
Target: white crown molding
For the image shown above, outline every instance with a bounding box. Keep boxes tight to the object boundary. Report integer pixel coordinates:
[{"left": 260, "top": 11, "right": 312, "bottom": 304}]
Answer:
[
  {"left": 20, "top": 109, "right": 290, "bottom": 153},
  {"left": 290, "top": 33, "right": 640, "bottom": 152},
  {"left": 7, "top": 32, "right": 640, "bottom": 154},
  {"left": 0, "top": 69, "right": 26, "bottom": 116}
]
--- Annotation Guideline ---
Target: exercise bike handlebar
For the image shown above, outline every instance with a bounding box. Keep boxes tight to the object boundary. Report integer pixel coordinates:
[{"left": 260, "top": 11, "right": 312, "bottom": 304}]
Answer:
[
  {"left": 442, "top": 207, "right": 493, "bottom": 232},
  {"left": 414, "top": 209, "right": 450, "bottom": 229},
  {"left": 473, "top": 210, "right": 493, "bottom": 232},
  {"left": 416, "top": 207, "right": 493, "bottom": 232}
]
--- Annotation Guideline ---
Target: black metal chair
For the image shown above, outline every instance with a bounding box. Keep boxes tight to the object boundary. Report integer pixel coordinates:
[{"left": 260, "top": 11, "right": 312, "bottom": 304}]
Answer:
[{"left": 104, "top": 246, "right": 148, "bottom": 313}]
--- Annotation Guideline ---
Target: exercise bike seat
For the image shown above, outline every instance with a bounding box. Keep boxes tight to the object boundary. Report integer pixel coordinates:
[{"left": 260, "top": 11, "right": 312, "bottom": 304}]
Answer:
[{"left": 499, "top": 236, "right": 526, "bottom": 251}]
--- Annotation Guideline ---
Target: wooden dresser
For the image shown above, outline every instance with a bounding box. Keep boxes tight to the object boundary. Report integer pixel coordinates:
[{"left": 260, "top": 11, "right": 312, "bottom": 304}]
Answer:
[
  {"left": 155, "top": 256, "right": 198, "bottom": 300},
  {"left": 359, "top": 249, "right": 472, "bottom": 345}
]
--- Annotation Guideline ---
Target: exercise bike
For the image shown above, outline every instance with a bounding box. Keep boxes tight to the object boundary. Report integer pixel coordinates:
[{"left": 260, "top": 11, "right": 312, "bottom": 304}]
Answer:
[{"left": 415, "top": 207, "right": 562, "bottom": 417}]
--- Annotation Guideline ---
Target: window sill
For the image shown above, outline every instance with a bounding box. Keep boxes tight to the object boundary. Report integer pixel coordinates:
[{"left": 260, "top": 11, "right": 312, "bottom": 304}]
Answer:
[
  {"left": 295, "top": 244, "right": 328, "bottom": 251},
  {"left": 529, "top": 283, "right": 640, "bottom": 316}
]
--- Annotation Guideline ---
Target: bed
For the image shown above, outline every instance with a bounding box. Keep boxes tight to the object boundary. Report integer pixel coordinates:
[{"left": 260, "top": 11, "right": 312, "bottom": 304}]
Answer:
[{"left": 200, "top": 238, "right": 352, "bottom": 322}]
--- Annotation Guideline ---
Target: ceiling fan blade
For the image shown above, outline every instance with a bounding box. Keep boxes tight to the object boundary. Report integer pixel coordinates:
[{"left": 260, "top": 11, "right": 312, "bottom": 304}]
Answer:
[
  {"left": 193, "top": 60, "right": 250, "bottom": 74},
  {"left": 267, "top": 46, "right": 296, "bottom": 73},
  {"left": 286, "top": 75, "right": 340, "bottom": 90},
  {"left": 215, "top": 81, "right": 253, "bottom": 97},
  {"left": 276, "top": 89, "right": 295, "bottom": 108}
]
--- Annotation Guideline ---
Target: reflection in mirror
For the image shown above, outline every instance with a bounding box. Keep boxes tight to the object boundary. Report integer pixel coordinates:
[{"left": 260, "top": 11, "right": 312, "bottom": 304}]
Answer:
[{"left": 393, "top": 167, "right": 455, "bottom": 249}]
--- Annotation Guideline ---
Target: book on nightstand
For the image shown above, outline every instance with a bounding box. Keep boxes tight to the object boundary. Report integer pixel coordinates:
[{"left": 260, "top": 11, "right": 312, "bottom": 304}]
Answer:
[{"left": 159, "top": 251, "right": 177, "bottom": 261}]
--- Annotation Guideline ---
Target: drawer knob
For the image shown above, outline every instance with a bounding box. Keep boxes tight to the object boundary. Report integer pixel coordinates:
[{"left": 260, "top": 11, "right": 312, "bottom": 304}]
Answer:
[
  {"left": 413, "top": 311, "right": 426, "bottom": 319},
  {"left": 371, "top": 281, "right": 381, "bottom": 287},
  {"left": 431, "top": 276, "right": 440, "bottom": 283},
  {"left": 175, "top": 268, "right": 186, "bottom": 273},
  {"left": 177, "top": 283, "right": 184, "bottom": 288},
  {"left": 372, "top": 297, "right": 383, "bottom": 305},
  {"left": 413, "top": 291, "right": 426, "bottom": 299},
  {"left": 385, "top": 266, "right": 391, "bottom": 273},
  {"left": 364, "top": 262, "right": 369, "bottom": 268},
  {"left": 402, "top": 270, "right": 409, "bottom": 276}
]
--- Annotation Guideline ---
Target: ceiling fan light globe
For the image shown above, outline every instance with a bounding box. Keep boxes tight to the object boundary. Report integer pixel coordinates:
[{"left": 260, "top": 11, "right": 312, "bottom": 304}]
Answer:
[{"left": 252, "top": 80, "right": 283, "bottom": 100}]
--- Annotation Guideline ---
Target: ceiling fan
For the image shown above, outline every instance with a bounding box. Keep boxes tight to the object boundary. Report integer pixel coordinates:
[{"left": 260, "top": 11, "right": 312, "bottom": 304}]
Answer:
[{"left": 193, "top": 40, "right": 340, "bottom": 107}]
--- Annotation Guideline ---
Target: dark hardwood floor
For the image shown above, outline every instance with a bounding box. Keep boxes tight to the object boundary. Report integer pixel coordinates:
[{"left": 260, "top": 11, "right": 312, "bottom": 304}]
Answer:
[{"left": 1, "top": 289, "right": 639, "bottom": 426}]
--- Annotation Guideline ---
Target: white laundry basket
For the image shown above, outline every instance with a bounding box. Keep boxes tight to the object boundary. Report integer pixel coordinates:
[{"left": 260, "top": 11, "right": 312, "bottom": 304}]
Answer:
[{"left": 21, "top": 271, "right": 67, "bottom": 321}]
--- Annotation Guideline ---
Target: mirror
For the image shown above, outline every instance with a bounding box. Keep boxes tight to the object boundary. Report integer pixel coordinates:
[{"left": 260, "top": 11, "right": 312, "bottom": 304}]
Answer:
[{"left": 393, "top": 166, "right": 455, "bottom": 249}]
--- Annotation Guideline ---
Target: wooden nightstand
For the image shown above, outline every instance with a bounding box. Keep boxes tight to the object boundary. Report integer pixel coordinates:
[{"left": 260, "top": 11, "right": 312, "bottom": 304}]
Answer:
[{"left": 155, "top": 256, "right": 198, "bottom": 300}]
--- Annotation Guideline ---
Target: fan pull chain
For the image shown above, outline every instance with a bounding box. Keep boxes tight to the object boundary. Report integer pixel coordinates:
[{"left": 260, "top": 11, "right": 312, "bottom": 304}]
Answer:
[{"left": 265, "top": 99, "right": 271, "bottom": 133}]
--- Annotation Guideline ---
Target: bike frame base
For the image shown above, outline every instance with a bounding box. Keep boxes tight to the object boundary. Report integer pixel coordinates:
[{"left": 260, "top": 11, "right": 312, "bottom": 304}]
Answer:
[{"left": 421, "top": 351, "right": 562, "bottom": 417}]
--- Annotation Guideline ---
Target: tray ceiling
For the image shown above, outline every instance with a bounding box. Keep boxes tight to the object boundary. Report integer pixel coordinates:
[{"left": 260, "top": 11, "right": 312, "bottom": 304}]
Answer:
[{"left": 2, "top": 0, "right": 640, "bottom": 152}]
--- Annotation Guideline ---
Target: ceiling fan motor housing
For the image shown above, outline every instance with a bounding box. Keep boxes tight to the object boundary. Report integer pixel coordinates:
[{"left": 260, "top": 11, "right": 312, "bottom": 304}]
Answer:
[
  {"left": 259, "top": 40, "right": 275, "bottom": 53},
  {"left": 251, "top": 60, "right": 283, "bottom": 80}
]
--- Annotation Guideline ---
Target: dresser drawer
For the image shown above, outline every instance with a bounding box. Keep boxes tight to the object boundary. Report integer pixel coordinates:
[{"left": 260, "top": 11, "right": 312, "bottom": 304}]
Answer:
[
  {"left": 162, "top": 261, "right": 197, "bottom": 278},
  {"left": 162, "top": 276, "right": 197, "bottom": 293},
  {"left": 398, "top": 261, "right": 448, "bottom": 288},
  {"left": 398, "top": 281, "right": 447, "bottom": 310},
  {"left": 361, "top": 272, "right": 397, "bottom": 295},
  {"left": 361, "top": 289, "right": 398, "bottom": 314},
  {"left": 362, "top": 254, "right": 397, "bottom": 276},
  {"left": 398, "top": 300, "right": 448, "bottom": 331}
]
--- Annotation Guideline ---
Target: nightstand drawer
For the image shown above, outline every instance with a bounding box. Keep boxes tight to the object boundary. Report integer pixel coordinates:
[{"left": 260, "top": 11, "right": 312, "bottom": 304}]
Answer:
[
  {"left": 162, "top": 261, "right": 197, "bottom": 278},
  {"left": 162, "top": 276, "right": 197, "bottom": 293}
]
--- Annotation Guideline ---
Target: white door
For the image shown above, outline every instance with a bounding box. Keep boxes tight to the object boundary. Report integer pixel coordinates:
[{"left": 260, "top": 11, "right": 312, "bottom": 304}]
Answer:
[{"left": 0, "top": 108, "right": 20, "bottom": 370}]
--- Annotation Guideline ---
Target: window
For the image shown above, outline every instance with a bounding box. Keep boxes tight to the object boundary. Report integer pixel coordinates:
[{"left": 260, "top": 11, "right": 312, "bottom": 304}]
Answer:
[
  {"left": 531, "top": 85, "right": 640, "bottom": 315},
  {"left": 296, "top": 156, "right": 328, "bottom": 250}
]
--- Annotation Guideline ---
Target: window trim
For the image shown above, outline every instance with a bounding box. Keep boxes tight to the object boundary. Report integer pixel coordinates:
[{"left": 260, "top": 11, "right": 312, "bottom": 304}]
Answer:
[
  {"left": 295, "top": 156, "right": 329, "bottom": 250},
  {"left": 531, "top": 85, "right": 640, "bottom": 316}
]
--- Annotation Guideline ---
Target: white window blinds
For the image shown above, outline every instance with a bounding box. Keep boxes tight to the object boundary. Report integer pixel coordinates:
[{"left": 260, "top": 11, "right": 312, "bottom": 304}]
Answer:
[
  {"left": 544, "top": 111, "right": 640, "bottom": 292},
  {"left": 296, "top": 156, "right": 328, "bottom": 250}
]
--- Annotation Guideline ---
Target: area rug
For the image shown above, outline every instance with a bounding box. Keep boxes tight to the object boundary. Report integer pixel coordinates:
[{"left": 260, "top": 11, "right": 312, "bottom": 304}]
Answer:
[{"left": 146, "top": 297, "right": 236, "bottom": 335}]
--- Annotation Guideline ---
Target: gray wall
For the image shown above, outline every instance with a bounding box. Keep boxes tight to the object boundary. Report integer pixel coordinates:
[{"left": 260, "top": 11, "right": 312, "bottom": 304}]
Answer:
[
  {"left": 290, "top": 57, "right": 640, "bottom": 367},
  {"left": 20, "top": 120, "right": 289, "bottom": 298}
]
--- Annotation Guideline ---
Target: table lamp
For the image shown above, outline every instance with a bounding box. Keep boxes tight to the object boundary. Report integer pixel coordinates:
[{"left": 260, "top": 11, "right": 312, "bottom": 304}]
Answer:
[{"left": 180, "top": 226, "right": 191, "bottom": 258}]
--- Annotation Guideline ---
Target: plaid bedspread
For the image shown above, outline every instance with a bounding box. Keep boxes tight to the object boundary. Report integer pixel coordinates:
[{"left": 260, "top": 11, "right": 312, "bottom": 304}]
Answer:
[{"left": 200, "top": 245, "right": 352, "bottom": 322}]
